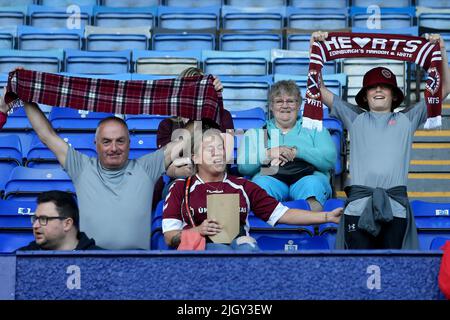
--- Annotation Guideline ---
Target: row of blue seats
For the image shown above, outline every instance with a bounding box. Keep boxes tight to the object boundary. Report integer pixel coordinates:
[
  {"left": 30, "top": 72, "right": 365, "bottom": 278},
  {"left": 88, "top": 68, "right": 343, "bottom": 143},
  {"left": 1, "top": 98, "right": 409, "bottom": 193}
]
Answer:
[
  {"left": 1, "top": 5, "right": 446, "bottom": 30},
  {"left": 0, "top": 50, "right": 344, "bottom": 76},
  {"left": 2, "top": 0, "right": 447, "bottom": 9},
  {"left": 1, "top": 25, "right": 448, "bottom": 53},
  {"left": 1, "top": 197, "right": 448, "bottom": 252}
]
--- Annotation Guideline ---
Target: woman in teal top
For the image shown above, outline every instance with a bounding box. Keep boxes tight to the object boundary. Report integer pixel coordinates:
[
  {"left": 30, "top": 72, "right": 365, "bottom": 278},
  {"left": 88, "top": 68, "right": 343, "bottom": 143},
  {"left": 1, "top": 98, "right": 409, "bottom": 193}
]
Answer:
[{"left": 237, "top": 80, "right": 336, "bottom": 211}]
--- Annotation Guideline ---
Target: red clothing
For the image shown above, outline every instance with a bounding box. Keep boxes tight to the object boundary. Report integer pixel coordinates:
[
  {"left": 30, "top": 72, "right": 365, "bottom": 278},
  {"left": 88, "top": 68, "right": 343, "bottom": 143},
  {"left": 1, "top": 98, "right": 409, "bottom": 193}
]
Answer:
[
  {"left": 0, "top": 112, "right": 6, "bottom": 129},
  {"left": 162, "top": 174, "right": 288, "bottom": 235}
]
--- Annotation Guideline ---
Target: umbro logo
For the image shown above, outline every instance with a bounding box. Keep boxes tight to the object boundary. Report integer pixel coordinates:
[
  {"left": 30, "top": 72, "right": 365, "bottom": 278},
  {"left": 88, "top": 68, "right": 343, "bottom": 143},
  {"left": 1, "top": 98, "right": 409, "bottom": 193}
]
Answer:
[{"left": 348, "top": 224, "right": 357, "bottom": 232}]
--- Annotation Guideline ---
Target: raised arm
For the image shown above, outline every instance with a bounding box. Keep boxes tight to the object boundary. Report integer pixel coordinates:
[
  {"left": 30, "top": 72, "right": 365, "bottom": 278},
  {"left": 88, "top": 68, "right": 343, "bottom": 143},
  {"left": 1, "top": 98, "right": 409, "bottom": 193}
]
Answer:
[
  {"left": 23, "top": 102, "right": 68, "bottom": 166},
  {"left": 310, "top": 31, "right": 334, "bottom": 108},
  {"left": 277, "top": 207, "right": 342, "bottom": 225},
  {"left": 427, "top": 34, "right": 450, "bottom": 99}
]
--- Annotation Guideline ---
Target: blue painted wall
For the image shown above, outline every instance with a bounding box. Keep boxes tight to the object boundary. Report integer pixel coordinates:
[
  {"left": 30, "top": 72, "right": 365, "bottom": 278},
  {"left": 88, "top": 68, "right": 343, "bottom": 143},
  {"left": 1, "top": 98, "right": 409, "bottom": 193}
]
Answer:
[{"left": 5, "top": 250, "right": 443, "bottom": 300}]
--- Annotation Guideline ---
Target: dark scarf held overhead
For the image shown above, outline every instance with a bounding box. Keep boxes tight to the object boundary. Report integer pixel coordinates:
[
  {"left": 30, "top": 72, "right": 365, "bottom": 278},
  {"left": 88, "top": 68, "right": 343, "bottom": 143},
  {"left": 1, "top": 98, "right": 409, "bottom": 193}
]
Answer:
[
  {"left": 305, "top": 32, "right": 442, "bottom": 131},
  {"left": 4, "top": 69, "right": 224, "bottom": 124}
]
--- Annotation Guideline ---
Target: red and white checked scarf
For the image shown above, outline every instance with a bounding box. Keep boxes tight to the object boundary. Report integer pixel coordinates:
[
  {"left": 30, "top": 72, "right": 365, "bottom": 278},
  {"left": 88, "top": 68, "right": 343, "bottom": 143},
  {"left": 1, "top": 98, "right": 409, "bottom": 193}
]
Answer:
[
  {"left": 306, "top": 32, "right": 442, "bottom": 130},
  {"left": 5, "top": 69, "right": 223, "bottom": 123}
]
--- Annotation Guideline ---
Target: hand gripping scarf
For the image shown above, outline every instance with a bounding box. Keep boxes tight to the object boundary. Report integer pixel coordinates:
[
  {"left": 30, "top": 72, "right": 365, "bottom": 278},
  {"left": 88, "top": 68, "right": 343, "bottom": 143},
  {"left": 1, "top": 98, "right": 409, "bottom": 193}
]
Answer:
[
  {"left": 4, "top": 69, "right": 223, "bottom": 124},
  {"left": 305, "top": 32, "right": 442, "bottom": 131}
]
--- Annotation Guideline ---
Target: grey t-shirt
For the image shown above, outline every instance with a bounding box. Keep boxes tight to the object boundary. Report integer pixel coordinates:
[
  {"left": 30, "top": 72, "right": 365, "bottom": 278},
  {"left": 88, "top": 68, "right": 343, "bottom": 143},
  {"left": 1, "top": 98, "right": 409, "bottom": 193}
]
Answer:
[
  {"left": 64, "top": 147, "right": 166, "bottom": 250},
  {"left": 330, "top": 95, "right": 427, "bottom": 218}
]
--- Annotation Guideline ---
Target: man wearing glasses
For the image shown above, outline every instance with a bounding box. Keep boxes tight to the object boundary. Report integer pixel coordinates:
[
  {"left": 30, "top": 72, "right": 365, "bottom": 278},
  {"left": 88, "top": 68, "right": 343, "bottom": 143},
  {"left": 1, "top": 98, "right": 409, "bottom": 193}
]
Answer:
[{"left": 18, "top": 191, "right": 101, "bottom": 251}]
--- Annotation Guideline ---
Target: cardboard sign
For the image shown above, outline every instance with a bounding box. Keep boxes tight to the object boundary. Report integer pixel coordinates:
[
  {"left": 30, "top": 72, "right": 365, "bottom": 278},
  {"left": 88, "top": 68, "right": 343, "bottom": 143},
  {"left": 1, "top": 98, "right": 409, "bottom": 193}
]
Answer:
[{"left": 207, "top": 194, "right": 240, "bottom": 244}]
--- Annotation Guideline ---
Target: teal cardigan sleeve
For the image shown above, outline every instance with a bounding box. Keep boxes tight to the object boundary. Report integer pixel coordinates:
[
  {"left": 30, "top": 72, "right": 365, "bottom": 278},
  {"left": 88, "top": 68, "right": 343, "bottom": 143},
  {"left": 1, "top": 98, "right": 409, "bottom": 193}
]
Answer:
[{"left": 295, "top": 128, "right": 337, "bottom": 173}]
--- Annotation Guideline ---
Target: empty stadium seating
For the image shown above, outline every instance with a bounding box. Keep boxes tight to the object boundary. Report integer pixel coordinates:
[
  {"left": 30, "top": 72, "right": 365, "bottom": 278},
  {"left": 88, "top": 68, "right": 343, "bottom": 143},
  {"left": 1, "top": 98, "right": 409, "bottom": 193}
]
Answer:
[
  {"left": 0, "top": 0, "right": 449, "bottom": 255},
  {"left": 4, "top": 167, "right": 75, "bottom": 201}
]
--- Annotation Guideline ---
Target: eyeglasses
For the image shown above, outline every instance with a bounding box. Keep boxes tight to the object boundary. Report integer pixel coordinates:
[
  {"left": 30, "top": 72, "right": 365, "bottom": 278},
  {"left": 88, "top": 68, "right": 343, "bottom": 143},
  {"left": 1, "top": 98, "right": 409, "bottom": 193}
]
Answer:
[
  {"left": 273, "top": 99, "right": 298, "bottom": 107},
  {"left": 31, "top": 215, "right": 67, "bottom": 226}
]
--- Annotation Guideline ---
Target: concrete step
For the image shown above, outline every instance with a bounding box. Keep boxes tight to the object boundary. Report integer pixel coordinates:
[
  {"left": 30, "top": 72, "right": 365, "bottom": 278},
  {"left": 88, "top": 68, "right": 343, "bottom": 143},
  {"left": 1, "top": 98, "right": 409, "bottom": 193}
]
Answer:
[
  {"left": 336, "top": 190, "right": 450, "bottom": 203},
  {"left": 410, "top": 143, "right": 450, "bottom": 171},
  {"left": 413, "top": 129, "right": 450, "bottom": 142},
  {"left": 407, "top": 173, "right": 450, "bottom": 192}
]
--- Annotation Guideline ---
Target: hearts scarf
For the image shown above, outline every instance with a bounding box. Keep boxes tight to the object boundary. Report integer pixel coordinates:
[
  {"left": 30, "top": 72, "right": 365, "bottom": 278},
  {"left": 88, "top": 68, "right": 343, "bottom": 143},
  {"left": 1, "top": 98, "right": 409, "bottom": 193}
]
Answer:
[
  {"left": 305, "top": 32, "right": 442, "bottom": 130},
  {"left": 4, "top": 69, "right": 223, "bottom": 124}
]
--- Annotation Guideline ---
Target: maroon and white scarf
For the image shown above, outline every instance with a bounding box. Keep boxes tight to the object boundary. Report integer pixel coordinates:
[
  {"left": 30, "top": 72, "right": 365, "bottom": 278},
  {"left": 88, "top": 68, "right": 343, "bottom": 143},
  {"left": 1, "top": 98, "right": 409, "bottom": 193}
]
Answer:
[
  {"left": 305, "top": 32, "right": 442, "bottom": 130},
  {"left": 5, "top": 69, "right": 223, "bottom": 123}
]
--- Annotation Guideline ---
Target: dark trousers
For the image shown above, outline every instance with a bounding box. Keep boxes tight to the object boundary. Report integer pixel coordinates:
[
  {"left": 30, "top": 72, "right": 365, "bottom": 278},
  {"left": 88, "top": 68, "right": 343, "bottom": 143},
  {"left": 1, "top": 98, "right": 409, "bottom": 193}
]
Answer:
[{"left": 344, "top": 215, "right": 407, "bottom": 249}]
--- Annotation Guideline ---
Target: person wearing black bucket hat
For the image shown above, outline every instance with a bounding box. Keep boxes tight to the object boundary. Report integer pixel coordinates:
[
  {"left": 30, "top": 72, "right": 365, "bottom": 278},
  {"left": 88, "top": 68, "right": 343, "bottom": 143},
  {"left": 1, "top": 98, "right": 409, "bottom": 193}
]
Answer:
[{"left": 310, "top": 31, "right": 450, "bottom": 250}]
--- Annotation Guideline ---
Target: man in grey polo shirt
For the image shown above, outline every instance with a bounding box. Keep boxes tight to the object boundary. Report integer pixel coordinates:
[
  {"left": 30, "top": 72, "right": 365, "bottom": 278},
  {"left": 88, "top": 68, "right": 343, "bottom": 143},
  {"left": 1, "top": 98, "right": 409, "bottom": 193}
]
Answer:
[
  {"left": 311, "top": 32, "right": 450, "bottom": 249},
  {"left": 21, "top": 102, "right": 187, "bottom": 250}
]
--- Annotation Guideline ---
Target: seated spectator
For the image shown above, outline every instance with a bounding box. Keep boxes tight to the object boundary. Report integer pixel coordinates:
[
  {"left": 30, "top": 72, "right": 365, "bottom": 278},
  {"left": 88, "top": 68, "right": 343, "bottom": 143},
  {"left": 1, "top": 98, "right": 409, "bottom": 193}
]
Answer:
[
  {"left": 162, "top": 128, "right": 342, "bottom": 251},
  {"left": 237, "top": 80, "right": 336, "bottom": 211},
  {"left": 18, "top": 191, "right": 102, "bottom": 251},
  {"left": 153, "top": 67, "right": 234, "bottom": 208}
]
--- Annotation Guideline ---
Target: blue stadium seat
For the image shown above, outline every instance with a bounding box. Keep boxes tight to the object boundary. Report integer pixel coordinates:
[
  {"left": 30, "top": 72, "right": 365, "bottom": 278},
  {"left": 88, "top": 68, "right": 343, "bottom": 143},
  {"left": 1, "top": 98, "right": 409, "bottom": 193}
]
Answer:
[
  {"left": 350, "top": 7, "right": 414, "bottom": 29},
  {"left": 286, "top": 33, "right": 311, "bottom": 52},
  {"left": 151, "top": 201, "right": 174, "bottom": 250},
  {"left": 230, "top": 107, "right": 266, "bottom": 130},
  {"left": 93, "top": 6, "right": 156, "bottom": 28},
  {"left": 226, "top": 0, "right": 286, "bottom": 7},
  {"left": 0, "top": 0, "right": 34, "bottom": 5},
  {"left": 26, "top": 133, "right": 96, "bottom": 168},
  {"left": 318, "top": 198, "right": 344, "bottom": 249},
  {"left": 220, "top": 76, "right": 272, "bottom": 112},
  {"left": 4, "top": 167, "right": 75, "bottom": 201},
  {"left": 18, "top": 26, "right": 83, "bottom": 51},
  {"left": 220, "top": 30, "right": 282, "bottom": 51},
  {"left": 290, "top": 0, "right": 348, "bottom": 8},
  {"left": 418, "top": 13, "right": 450, "bottom": 30},
  {"left": 416, "top": 0, "right": 450, "bottom": 8},
  {"left": 130, "top": 74, "right": 175, "bottom": 80},
  {"left": 0, "top": 72, "right": 6, "bottom": 90},
  {"left": 256, "top": 235, "right": 330, "bottom": 251},
  {"left": 0, "top": 26, "right": 16, "bottom": 50},
  {"left": 1, "top": 106, "right": 33, "bottom": 129},
  {"left": 126, "top": 114, "right": 169, "bottom": 133},
  {"left": 411, "top": 200, "right": 450, "bottom": 250},
  {"left": 165, "top": 0, "right": 221, "bottom": 6},
  {"left": 49, "top": 107, "right": 114, "bottom": 132},
  {"left": 287, "top": 7, "right": 348, "bottom": 30},
  {"left": 85, "top": 25, "right": 151, "bottom": 51},
  {"left": 249, "top": 199, "right": 315, "bottom": 250},
  {"left": 0, "top": 232, "right": 34, "bottom": 253},
  {"left": 152, "top": 28, "right": 216, "bottom": 51},
  {"left": 0, "top": 134, "right": 22, "bottom": 167},
  {"left": 202, "top": 50, "right": 270, "bottom": 76},
  {"left": 102, "top": 0, "right": 159, "bottom": 7},
  {"left": 58, "top": 72, "right": 132, "bottom": 81},
  {"left": 352, "top": 0, "right": 411, "bottom": 6},
  {"left": 0, "top": 6, "right": 26, "bottom": 27},
  {"left": 0, "top": 199, "right": 35, "bottom": 229},
  {"left": 430, "top": 237, "right": 450, "bottom": 250},
  {"left": 222, "top": 6, "right": 285, "bottom": 30},
  {"left": 158, "top": 5, "right": 220, "bottom": 30},
  {"left": 271, "top": 49, "right": 338, "bottom": 76},
  {"left": 323, "top": 118, "right": 345, "bottom": 175},
  {"left": 129, "top": 134, "right": 158, "bottom": 159},
  {"left": 41, "top": 0, "right": 97, "bottom": 5},
  {"left": 28, "top": 5, "right": 92, "bottom": 29},
  {"left": 0, "top": 49, "right": 63, "bottom": 73},
  {"left": 65, "top": 49, "right": 131, "bottom": 74},
  {"left": 132, "top": 49, "right": 201, "bottom": 75}
]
